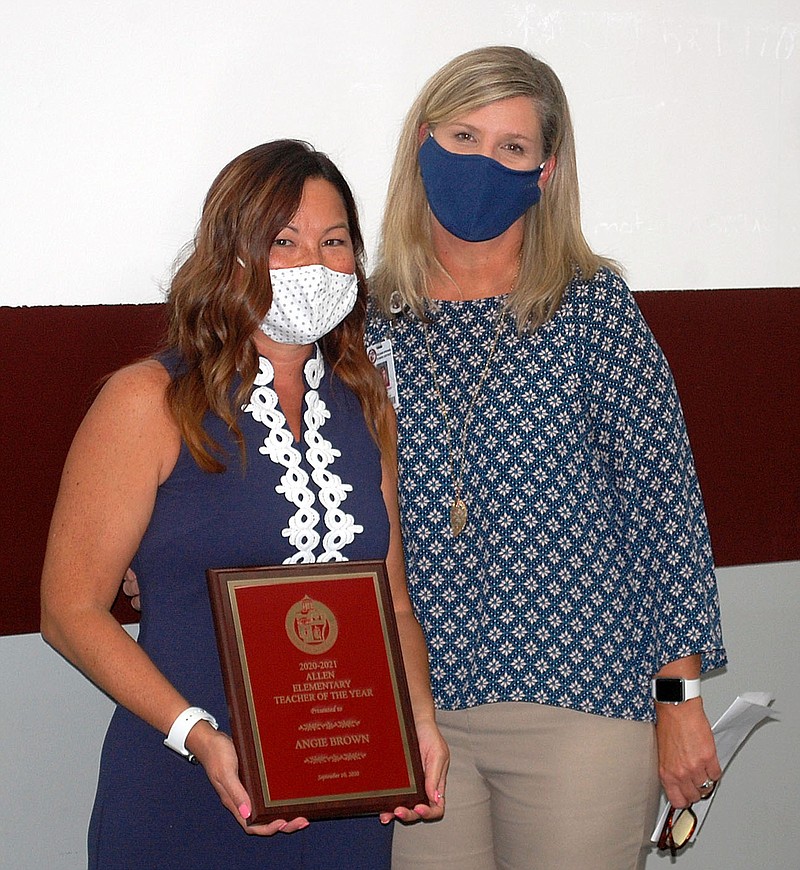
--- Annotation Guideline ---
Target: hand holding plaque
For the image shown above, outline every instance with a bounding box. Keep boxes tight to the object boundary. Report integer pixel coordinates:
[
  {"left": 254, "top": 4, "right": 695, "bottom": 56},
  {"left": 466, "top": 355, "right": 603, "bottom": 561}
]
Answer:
[{"left": 207, "top": 560, "right": 427, "bottom": 825}]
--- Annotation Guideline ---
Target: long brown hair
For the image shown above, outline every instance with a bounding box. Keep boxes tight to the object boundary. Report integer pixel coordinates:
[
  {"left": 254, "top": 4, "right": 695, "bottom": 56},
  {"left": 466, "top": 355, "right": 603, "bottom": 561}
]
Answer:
[
  {"left": 371, "top": 46, "right": 618, "bottom": 330},
  {"left": 165, "top": 139, "right": 391, "bottom": 472}
]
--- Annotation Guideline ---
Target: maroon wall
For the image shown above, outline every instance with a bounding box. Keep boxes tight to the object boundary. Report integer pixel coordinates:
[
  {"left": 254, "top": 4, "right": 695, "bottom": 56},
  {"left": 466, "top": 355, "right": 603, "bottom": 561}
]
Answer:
[
  {"left": 634, "top": 288, "right": 799, "bottom": 569},
  {"left": 2, "top": 289, "right": 798, "bottom": 636},
  {"left": 2, "top": 304, "right": 166, "bottom": 635}
]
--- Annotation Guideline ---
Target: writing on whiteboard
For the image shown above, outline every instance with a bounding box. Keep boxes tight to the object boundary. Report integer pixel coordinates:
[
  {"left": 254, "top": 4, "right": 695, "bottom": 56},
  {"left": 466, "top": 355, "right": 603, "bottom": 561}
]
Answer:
[
  {"left": 506, "top": 7, "right": 797, "bottom": 62},
  {"left": 592, "top": 212, "right": 769, "bottom": 238}
]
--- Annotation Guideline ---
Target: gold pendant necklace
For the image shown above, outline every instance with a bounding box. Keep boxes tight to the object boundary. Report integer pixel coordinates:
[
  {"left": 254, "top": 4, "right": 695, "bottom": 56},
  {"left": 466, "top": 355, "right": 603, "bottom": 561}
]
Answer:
[{"left": 424, "top": 302, "right": 508, "bottom": 537}]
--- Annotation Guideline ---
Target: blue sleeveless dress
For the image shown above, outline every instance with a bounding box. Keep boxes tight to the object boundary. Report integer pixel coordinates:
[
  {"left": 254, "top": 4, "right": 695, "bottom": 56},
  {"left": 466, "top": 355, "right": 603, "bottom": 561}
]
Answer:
[{"left": 88, "top": 349, "right": 393, "bottom": 869}]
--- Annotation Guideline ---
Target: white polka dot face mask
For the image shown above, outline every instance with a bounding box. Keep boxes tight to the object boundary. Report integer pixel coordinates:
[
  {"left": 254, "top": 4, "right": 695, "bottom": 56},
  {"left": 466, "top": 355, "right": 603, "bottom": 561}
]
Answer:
[{"left": 259, "top": 264, "right": 358, "bottom": 345}]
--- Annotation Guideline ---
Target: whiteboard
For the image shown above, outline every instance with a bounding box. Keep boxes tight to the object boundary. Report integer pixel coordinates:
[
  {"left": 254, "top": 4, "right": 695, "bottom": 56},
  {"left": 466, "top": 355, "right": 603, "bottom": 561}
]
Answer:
[{"left": 2, "top": 0, "right": 798, "bottom": 305}]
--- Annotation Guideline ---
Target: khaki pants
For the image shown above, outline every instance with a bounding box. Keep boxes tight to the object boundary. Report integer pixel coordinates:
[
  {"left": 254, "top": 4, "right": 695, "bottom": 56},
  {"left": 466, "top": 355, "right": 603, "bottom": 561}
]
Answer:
[{"left": 393, "top": 702, "right": 660, "bottom": 870}]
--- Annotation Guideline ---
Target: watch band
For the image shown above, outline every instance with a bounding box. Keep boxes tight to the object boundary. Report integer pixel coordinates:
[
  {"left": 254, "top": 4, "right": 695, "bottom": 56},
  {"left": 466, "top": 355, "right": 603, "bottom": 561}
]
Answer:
[
  {"left": 164, "top": 706, "right": 219, "bottom": 762},
  {"left": 651, "top": 677, "right": 701, "bottom": 704}
]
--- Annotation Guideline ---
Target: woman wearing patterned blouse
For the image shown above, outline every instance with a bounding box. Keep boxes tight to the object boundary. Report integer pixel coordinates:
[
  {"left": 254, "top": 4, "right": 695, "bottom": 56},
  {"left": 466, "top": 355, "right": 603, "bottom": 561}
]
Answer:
[
  {"left": 41, "top": 140, "right": 447, "bottom": 869},
  {"left": 367, "top": 46, "right": 726, "bottom": 870}
]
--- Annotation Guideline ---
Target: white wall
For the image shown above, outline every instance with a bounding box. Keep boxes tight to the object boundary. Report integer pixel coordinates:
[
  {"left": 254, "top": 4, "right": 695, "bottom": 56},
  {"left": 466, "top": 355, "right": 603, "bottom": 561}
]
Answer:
[
  {"left": 2, "top": 1, "right": 798, "bottom": 867},
  {"left": 1, "top": 0, "right": 799, "bottom": 307}
]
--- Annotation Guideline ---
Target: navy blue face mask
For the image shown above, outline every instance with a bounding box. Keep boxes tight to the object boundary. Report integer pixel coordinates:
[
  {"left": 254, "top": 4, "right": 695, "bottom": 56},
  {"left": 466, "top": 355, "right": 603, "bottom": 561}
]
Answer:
[{"left": 418, "top": 133, "right": 545, "bottom": 242}]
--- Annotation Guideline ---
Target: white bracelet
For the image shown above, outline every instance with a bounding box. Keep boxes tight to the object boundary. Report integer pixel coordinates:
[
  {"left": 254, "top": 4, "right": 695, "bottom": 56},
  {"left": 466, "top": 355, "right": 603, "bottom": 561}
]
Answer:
[{"left": 163, "top": 706, "right": 218, "bottom": 763}]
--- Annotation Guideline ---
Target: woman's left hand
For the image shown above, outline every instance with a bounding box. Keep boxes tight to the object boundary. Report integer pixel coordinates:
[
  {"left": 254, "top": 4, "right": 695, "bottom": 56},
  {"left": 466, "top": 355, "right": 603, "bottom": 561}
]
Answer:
[
  {"left": 379, "top": 716, "right": 449, "bottom": 825},
  {"left": 655, "top": 698, "right": 722, "bottom": 809}
]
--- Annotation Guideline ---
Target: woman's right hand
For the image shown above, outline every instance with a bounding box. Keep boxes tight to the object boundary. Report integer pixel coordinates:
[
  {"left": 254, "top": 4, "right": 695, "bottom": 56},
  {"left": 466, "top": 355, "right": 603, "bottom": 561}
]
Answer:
[{"left": 188, "top": 721, "right": 310, "bottom": 836}]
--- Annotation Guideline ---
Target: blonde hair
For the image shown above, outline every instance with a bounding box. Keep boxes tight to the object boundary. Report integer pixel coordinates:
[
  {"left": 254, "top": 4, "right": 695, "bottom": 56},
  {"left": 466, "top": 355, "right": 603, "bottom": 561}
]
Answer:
[
  {"left": 371, "top": 45, "right": 618, "bottom": 330},
  {"left": 165, "top": 140, "right": 392, "bottom": 472}
]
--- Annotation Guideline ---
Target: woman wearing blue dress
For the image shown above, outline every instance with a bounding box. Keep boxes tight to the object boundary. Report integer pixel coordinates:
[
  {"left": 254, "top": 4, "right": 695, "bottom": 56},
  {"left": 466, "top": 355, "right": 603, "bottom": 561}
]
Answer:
[{"left": 41, "top": 139, "right": 447, "bottom": 869}]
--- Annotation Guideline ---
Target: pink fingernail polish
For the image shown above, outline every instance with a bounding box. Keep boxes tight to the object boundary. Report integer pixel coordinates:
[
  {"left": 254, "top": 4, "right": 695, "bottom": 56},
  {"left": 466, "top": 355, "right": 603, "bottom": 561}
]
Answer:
[{"left": 239, "top": 803, "right": 250, "bottom": 818}]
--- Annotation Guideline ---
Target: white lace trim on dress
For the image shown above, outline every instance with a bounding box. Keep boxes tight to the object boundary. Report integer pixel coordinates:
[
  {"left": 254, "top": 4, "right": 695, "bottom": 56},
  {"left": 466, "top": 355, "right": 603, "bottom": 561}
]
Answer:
[{"left": 242, "top": 346, "right": 363, "bottom": 563}]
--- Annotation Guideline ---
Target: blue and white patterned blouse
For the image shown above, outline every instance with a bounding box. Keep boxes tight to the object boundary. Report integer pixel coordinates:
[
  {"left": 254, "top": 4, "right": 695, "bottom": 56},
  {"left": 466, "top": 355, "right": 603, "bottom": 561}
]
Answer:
[{"left": 366, "top": 268, "right": 726, "bottom": 721}]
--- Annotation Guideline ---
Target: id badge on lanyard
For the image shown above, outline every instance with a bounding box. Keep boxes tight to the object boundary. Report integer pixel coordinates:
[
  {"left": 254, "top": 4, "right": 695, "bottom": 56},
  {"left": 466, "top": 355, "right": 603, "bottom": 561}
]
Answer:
[{"left": 366, "top": 337, "right": 399, "bottom": 410}]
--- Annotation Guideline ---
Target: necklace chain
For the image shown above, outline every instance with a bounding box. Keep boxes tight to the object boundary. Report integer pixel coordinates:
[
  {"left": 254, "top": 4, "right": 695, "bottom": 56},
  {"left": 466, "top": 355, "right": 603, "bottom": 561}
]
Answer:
[{"left": 423, "top": 301, "right": 508, "bottom": 536}]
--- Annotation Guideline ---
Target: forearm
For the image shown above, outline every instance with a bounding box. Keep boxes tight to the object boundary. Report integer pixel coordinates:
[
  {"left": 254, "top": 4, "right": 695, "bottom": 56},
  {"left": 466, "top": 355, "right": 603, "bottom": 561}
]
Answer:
[
  {"left": 390, "top": 607, "right": 448, "bottom": 820},
  {"left": 395, "top": 609, "right": 437, "bottom": 727},
  {"left": 41, "top": 602, "right": 191, "bottom": 737},
  {"left": 652, "top": 655, "right": 720, "bottom": 807},
  {"left": 652, "top": 654, "right": 706, "bottom": 745}
]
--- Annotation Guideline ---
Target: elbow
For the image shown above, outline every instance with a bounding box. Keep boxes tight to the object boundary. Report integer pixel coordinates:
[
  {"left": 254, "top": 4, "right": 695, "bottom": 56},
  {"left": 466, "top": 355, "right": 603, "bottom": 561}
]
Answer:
[
  {"left": 39, "top": 596, "right": 60, "bottom": 648},
  {"left": 39, "top": 585, "right": 70, "bottom": 652}
]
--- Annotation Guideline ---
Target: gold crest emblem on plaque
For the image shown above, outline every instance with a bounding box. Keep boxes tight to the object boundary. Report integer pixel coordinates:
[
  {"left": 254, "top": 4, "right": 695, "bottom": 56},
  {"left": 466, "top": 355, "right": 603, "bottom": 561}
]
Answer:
[{"left": 285, "top": 594, "right": 339, "bottom": 655}]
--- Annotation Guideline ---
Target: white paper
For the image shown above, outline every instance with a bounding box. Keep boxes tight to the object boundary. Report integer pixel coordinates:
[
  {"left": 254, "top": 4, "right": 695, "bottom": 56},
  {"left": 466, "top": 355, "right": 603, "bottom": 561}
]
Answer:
[{"left": 650, "top": 692, "right": 777, "bottom": 843}]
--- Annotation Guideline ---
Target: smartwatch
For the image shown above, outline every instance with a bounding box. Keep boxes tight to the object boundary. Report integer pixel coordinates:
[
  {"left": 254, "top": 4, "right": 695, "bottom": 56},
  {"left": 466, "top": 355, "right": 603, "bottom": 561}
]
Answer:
[{"left": 651, "top": 677, "right": 701, "bottom": 705}]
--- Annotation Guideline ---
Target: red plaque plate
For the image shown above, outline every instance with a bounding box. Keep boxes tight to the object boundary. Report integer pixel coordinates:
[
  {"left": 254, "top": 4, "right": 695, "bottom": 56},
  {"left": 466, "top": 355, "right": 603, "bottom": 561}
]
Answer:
[{"left": 207, "top": 560, "right": 427, "bottom": 824}]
